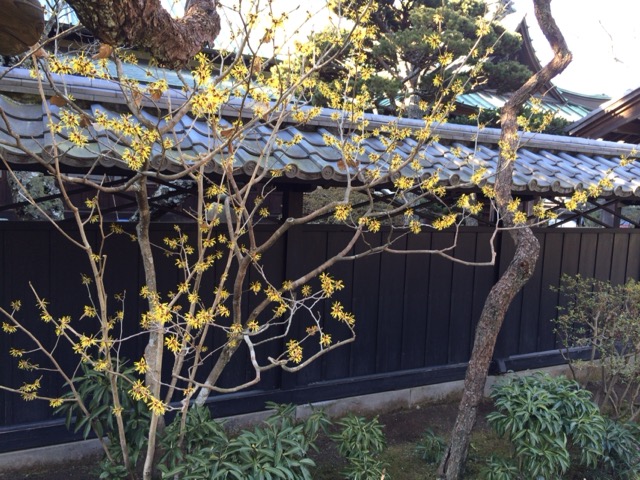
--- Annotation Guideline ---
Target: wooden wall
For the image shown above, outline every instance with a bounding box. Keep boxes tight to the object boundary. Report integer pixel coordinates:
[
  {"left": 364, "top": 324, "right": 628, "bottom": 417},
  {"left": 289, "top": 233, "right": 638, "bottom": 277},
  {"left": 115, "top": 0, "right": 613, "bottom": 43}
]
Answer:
[{"left": 0, "top": 222, "right": 638, "bottom": 451}]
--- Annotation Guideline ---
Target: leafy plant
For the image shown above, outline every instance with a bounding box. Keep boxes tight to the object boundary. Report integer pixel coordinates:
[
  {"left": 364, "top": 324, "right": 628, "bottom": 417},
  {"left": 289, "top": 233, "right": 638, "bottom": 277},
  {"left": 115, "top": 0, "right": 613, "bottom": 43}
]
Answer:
[
  {"left": 329, "top": 414, "right": 388, "bottom": 479},
  {"left": 553, "top": 275, "right": 640, "bottom": 419},
  {"left": 330, "top": 414, "right": 386, "bottom": 459},
  {"left": 479, "top": 455, "right": 519, "bottom": 480},
  {"left": 56, "top": 362, "right": 150, "bottom": 479},
  {"left": 599, "top": 419, "right": 640, "bottom": 478},
  {"left": 341, "top": 454, "right": 388, "bottom": 480},
  {"left": 158, "top": 402, "right": 328, "bottom": 479},
  {"left": 487, "top": 373, "right": 605, "bottom": 479},
  {"left": 415, "top": 428, "right": 446, "bottom": 464}
]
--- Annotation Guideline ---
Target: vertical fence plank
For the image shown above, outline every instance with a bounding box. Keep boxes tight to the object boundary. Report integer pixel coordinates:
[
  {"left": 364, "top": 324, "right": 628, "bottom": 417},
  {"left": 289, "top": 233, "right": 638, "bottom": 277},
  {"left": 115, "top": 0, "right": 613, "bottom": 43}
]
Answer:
[
  {"left": 425, "top": 233, "right": 454, "bottom": 366},
  {"left": 517, "top": 234, "right": 545, "bottom": 355},
  {"left": 349, "top": 234, "right": 381, "bottom": 377},
  {"left": 594, "top": 233, "right": 614, "bottom": 281},
  {"left": 448, "top": 232, "right": 477, "bottom": 363},
  {"left": 610, "top": 233, "right": 629, "bottom": 285},
  {"left": 400, "top": 233, "right": 431, "bottom": 370},
  {"left": 537, "top": 232, "right": 564, "bottom": 351},
  {"left": 375, "top": 236, "right": 407, "bottom": 373},
  {"left": 322, "top": 230, "right": 356, "bottom": 380}
]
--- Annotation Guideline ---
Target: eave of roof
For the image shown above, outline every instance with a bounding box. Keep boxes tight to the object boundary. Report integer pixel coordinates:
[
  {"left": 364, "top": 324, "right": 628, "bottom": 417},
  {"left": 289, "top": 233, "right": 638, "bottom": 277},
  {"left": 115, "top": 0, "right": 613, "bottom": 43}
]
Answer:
[
  {"left": 567, "top": 87, "right": 640, "bottom": 140},
  {"left": 1, "top": 67, "right": 640, "bottom": 200}
]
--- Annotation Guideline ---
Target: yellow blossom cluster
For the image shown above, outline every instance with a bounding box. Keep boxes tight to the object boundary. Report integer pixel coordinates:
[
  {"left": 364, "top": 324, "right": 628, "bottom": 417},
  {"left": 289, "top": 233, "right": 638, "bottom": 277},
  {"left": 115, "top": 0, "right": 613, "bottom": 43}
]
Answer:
[
  {"left": 432, "top": 213, "right": 457, "bottom": 230},
  {"left": 456, "top": 194, "right": 483, "bottom": 215},
  {"left": 319, "top": 273, "right": 344, "bottom": 297},
  {"left": 286, "top": 339, "right": 303, "bottom": 364},
  {"left": 334, "top": 203, "right": 352, "bottom": 222},
  {"left": 330, "top": 301, "right": 356, "bottom": 326},
  {"left": 128, "top": 380, "right": 166, "bottom": 415},
  {"left": 19, "top": 377, "right": 41, "bottom": 401},
  {"left": 358, "top": 216, "right": 381, "bottom": 233}
]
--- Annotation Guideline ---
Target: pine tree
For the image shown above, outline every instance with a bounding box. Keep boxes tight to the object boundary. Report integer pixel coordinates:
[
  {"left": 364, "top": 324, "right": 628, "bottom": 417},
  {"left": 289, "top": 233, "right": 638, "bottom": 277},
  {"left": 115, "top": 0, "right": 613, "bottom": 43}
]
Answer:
[{"left": 325, "top": 0, "right": 532, "bottom": 117}]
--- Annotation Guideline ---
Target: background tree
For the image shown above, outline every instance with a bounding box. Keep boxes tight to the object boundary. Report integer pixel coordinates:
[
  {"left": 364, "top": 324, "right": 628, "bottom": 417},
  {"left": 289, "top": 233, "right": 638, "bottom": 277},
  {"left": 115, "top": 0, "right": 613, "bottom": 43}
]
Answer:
[{"left": 324, "top": 0, "right": 532, "bottom": 117}]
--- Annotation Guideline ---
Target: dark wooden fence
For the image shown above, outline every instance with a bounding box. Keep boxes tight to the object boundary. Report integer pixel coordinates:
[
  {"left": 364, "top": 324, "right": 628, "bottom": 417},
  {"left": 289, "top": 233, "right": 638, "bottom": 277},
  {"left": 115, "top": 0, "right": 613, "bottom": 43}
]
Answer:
[{"left": 0, "top": 222, "right": 638, "bottom": 451}]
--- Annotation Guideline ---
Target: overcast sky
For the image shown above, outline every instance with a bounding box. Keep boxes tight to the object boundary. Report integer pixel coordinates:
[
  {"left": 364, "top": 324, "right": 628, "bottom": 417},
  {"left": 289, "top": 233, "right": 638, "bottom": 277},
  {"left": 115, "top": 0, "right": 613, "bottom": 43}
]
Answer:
[{"left": 506, "top": 0, "right": 640, "bottom": 98}]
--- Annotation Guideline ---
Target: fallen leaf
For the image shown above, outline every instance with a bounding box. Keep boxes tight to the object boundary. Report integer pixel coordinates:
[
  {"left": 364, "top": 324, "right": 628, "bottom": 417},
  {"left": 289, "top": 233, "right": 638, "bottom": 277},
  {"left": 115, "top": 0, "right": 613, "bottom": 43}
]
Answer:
[
  {"left": 92, "top": 43, "right": 113, "bottom": 60},
  {"left": 220, "top": 127, "right": 236, "bottom": 138},
  {"left": 131, "top": 90, "right": 143, "bottom": 109},
  {"left": 251, "top": 56, "right": 262, "bottom": 74},
  {"left": 149, "top": 89, "right": 162, "bottom": 101},
  {"left": 31, "top": 47, "right": 47, "bottom": 59},
  {"left": 79, "top": 114, "right": 92, "bottom": 128},
  {"left": 49, "top": 95, "right": 66, "bottom": 107}
]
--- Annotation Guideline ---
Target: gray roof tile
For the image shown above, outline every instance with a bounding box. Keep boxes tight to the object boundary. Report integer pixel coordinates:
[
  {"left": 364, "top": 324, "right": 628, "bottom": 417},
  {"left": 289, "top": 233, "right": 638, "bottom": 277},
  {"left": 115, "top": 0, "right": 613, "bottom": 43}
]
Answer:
[{"left": 1, "top": 67, "right": 640, "bottom": 199}]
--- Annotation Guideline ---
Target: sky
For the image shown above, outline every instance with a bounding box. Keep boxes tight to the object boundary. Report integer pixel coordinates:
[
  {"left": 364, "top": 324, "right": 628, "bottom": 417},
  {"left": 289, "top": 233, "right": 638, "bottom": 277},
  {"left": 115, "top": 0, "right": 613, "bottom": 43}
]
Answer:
[
  {"left": 506, "top": 0, "right": 640, "bottom": 98},
  {"left": 163, "top": 0, "right": 638, "bottom": 99}
]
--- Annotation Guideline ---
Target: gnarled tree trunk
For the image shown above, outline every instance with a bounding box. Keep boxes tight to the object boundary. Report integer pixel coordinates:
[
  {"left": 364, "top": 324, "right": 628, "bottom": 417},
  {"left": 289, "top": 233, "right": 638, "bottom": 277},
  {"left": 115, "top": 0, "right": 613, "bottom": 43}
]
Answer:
[
  {"left": 0, "top": 0, "right": 44, "bottom": 55},
  {"left": 64, "top": 0, "right": 220, "bottom": 67},
  {"left": 437, "top": 1, "right": 572, "bottom": 478}
]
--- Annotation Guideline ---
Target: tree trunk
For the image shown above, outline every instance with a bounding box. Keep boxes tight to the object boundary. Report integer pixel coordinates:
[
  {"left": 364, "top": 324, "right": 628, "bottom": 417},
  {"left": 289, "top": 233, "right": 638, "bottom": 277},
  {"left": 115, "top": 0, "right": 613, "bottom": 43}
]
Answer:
[
  {"left": 0, "top": 0, "right": 44, "bottom": 55},
  {"left": 66, "top": 0, "right": 220, "bottom": 67},
  {"left": 437, "top": 1, "right": 572, "bottom": 478}
]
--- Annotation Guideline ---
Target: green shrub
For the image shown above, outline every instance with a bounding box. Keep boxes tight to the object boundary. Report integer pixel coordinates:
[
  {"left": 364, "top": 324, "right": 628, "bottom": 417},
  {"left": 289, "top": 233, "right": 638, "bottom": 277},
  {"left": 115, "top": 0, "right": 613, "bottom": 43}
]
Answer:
[
  {"left": 487, "top": 373, "right": 605, "bottom": 479},
  {"left": 479, "top": 455, "right": 519, "bottom": 480},
  {"left": 158, "top": 402, "right": 328, "bottom": 479},
  {"left": 415, "top": 428, "right": 446, "bottom": 464},
  {"left": 599, "top": 419, "right": 640, "bottom": 478},
  {"left": 329, "top": 414, "right": 388, "bottom": 479},
  {"left": 56, "top": 362, "right": 150, "bottom": 479},
  {"left": 553, "top": 275, "right": 640, "bottom": 419},
  {"left": 330, "top": 414, "right": 386, "bottom": 459}
]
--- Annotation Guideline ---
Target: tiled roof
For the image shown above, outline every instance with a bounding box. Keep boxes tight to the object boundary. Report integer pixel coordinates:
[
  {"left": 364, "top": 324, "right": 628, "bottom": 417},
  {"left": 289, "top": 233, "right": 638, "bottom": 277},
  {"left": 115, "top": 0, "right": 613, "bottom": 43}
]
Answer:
[
  {"left": 456, "top": 91, "right": 593, "bottom": 122},
  {"left": 1, "top": 67, "right": 640, "bottom": 199}
]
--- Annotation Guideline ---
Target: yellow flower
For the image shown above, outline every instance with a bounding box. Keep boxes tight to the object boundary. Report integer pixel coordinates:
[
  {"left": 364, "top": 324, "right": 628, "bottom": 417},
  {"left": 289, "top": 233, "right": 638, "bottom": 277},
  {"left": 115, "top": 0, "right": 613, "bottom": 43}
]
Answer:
[
  {"left": 513, "top": 211, "right": 528, "bottom": 225},
  {"left": 432, "top": 213, "right": 457, "bottom": 230},
  {"left": 147, "top": 396, "right": 166, "bottom": 416},
  {"left": 247, "top": 320, "right": 260, "bottom": 332},
  {"left": 134, "top": 357, "right": 148, "bottom": 374},
  {"left": 164, "top": 335, "right": 181, "bottom": 353},
  {"left": 129, "top": 379, "right": 150, "bottom": 401},
  {"left": 286, "top": 339, "right": 303, "bottom": 364},
  {"left": 319, "top": 273, "right": 344, "bottom": 297},
  {"left": 2, "top": 322, "right": 17, "bottom": 333},
  {"left": 409, "top": 219, "right": 422, "bottom": 234},
  {"left": 334, "top": 203, "right": 352, "bottom": 221},
  {"left": 507, "top": 198, "right": 521, "bottom": 213},
  {"left": 49, "top": 398, "right": 64, "bottom": 408}
]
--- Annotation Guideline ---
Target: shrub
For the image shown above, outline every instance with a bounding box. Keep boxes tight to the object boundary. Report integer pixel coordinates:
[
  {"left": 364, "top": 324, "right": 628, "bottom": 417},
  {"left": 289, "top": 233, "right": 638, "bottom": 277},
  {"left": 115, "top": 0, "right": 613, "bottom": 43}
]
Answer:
[
  {"left": 158, "top": 402, "right": 328, "bottom": 479},
  {"left": 487, "top": 373, "right": 605, "bottom": 478},
  {"left": 415, "top": 428, "right": 446, "bottom": 464},
  {"left": 329, "top": 414, "right": 388, "bottom": 479},
  {"left": 56, "top": 362, "right": 150, "bottom": 479},
  {"left": 553, "top": 274, "right": 640, "bottom": 419},
  {"left": 599, "top": 419, "right": 640, "bottom": 478},
  {"left": 479, "top": 455, "right": 519, "bottom": 480}
]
